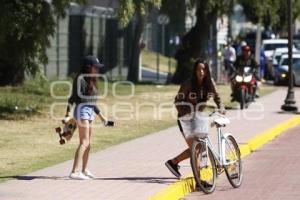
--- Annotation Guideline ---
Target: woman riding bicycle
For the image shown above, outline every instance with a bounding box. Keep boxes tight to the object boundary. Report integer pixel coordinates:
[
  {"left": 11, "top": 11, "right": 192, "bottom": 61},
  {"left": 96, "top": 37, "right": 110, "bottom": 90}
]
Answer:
[{"left": 165, "top": 58, "right": 225, "bottom": 179}]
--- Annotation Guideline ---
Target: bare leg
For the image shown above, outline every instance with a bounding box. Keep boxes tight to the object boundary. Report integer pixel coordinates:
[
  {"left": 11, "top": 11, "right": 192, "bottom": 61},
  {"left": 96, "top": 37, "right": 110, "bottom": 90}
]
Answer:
[
  {"left": 82, "top": 121, "right": 92, "bottom": 172},
  {"left": 171, "top": 137, "right": 194, "bottom": 164},
  {"left": 71, "top": 120, "right": 90, "bottom": 173}
]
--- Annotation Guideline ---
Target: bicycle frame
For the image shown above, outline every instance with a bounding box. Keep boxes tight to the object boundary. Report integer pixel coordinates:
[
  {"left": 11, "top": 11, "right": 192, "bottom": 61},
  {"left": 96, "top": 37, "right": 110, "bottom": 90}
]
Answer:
[{"left": 197, "top": 125, "right": 230, "bottom": 167}]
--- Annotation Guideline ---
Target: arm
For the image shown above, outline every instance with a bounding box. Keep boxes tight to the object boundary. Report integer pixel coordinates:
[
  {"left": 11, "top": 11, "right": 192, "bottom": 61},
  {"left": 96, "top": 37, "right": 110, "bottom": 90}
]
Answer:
[
  {"left": 94, "top": 105, "right": 107, "bottom": 124},
  {"left": 174, "top": 82, "right": 190, "bottom": 115},
  {"left": 65, "top": 77, "right": 77, "bottom": 117}
]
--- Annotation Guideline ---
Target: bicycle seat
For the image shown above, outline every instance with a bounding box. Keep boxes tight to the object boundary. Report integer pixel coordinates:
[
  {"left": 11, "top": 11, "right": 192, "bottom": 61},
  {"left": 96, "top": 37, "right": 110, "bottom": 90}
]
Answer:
[{"left": 213, "top": 117, "right": 230, "bottom": 126}]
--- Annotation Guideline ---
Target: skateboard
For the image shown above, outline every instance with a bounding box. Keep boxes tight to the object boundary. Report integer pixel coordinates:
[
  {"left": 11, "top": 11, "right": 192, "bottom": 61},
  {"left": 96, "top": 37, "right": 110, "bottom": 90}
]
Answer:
[{"left": 55, "top": 118, "right": 77, "bottom": 145}]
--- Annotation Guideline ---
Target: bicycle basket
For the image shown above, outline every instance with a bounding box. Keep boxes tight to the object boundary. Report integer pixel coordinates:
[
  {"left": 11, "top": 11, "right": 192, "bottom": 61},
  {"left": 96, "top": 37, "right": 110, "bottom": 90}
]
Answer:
[{"left": 178, "top": 112, "right": 209, "bottom": 138}]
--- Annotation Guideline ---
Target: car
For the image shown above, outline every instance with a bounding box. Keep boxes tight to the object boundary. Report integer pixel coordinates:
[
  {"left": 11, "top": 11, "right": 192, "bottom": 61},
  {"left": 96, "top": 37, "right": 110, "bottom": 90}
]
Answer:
[
  {"left": 271, "top": 48, "right": 300, "bottom": 80},
  {"left": 293, "top": 58, "right": 300, "bottom": 86},
  {"left": 262, "top": 39, "right": 289, "bottom": 60},
  {"left": 274, "top": 53, "right": 300, "bottom": 86},
  {"left": 272, "top": 47, "right": 298, "bottom": 68}
]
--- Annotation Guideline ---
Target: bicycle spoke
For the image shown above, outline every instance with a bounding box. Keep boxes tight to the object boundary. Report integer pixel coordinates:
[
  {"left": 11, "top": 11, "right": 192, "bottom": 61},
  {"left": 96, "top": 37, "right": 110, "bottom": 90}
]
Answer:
[{"left": 224, "top": 135, "right": 242, "bottom": 188}]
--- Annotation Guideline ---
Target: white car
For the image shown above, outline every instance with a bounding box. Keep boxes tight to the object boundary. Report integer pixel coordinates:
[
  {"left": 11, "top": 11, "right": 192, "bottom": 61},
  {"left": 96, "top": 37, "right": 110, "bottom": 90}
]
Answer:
[
  {"left": 272, "top": 47, "right": 298, "bottom": 67},
  {"left": 262, "top": 39, "right": 289, "bottom": 60}
]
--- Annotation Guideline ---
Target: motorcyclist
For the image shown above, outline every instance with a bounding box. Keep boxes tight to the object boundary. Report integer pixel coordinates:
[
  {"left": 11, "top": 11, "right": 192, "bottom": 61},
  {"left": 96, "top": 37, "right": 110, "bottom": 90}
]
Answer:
[{"left": 231, "top": 45, "right": 260, "bottom": 101}]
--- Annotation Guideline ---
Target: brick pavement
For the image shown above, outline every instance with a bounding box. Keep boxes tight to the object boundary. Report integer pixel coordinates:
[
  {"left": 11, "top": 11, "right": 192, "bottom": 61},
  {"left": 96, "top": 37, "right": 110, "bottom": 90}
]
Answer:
[{"left": 0, "top": 87, "right": 299, "bottom": 200}]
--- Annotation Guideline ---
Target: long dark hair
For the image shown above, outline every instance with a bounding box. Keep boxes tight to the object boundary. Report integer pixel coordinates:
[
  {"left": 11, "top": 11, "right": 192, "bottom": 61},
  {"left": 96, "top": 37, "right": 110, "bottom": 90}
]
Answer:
[
  {"left": 191, "top": 58, "right": 213, "bottom": 96},
  {"left": 79, "top": 65, "right": 97, "bottom": 96}
]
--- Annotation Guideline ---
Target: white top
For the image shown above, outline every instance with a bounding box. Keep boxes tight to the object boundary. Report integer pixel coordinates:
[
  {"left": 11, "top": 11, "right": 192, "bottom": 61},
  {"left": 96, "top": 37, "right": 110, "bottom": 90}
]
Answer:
[{"left": 223, "top": 46, "right": 236, "bottom": 62}]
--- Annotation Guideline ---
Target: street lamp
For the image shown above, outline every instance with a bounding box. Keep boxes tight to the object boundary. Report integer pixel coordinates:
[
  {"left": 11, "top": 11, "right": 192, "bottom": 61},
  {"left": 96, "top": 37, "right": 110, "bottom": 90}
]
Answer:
[{"left": 281, "top": 0, "right": 298, "bottom": 112}]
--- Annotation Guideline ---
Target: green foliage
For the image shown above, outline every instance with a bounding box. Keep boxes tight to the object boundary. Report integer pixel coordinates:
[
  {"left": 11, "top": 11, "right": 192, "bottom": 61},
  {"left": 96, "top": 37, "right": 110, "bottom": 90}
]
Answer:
[
  {"left": 118, "top": 0, "right": 161, "bottom": 26},
  {"left": 240, "top": 0, "right": 300, "bottom": 31},
  {"left": 0, "top": 75, "right": 51, "bottom": 119},
  {"left": 0, "top": 0, "right": 85, "bottom": 85},
  {"left": 187, "top": 0, "right": 235, "bottom": 18},
  {"left": 239, "top": 0, "right": 279, "bottom": 27},
  {"left": 161, "top": 0, "right": 184, "bottom": 19}
]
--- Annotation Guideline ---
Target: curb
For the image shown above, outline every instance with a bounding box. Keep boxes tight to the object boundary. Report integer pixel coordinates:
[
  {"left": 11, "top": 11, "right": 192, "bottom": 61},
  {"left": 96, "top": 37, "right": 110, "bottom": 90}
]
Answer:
[{"left": 149, "top": 115, "right": 300, "bottom": 200}]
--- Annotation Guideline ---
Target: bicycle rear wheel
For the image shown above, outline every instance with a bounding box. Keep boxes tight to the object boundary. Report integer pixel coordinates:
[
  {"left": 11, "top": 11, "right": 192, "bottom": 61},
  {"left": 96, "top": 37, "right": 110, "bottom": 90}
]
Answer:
[
  {"left": 224, "top": 135, "right": 243, "bottom": 188},
  {"left": 191, "top": 140, "right": 217, "bottom": 194}
]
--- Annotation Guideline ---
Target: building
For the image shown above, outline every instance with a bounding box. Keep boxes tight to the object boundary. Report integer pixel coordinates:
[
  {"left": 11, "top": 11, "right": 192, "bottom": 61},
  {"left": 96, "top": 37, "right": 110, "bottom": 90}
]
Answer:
[{"left": 44, "top": 0, "right": 132, "bottom": 79}]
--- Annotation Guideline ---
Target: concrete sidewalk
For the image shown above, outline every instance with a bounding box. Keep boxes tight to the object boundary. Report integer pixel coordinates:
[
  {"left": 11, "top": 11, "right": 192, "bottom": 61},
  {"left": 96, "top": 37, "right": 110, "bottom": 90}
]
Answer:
[{"left": 0, "top": 87, "right": 299, "bottom": 200}]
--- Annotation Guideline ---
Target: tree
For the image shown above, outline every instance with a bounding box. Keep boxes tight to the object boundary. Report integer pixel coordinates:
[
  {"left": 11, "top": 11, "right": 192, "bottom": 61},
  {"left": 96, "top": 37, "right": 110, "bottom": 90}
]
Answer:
[
  {"left": 170, "top": 0, "right": 234, "bottom": 84},
  {"left": 0, "top": 0, "right": 85, "bottom": 86},
  {"left": 240, "top": 0, "right": 300, "bottom": 33},
  {"left": 118, "top": 0, "right": 161, "bottom": 83}
]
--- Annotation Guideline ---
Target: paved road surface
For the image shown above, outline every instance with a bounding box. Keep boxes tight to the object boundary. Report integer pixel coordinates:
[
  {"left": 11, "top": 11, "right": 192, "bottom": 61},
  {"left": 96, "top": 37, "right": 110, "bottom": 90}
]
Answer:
[{"left": 184, "top": 125, "right": 300, "bottom": 200}]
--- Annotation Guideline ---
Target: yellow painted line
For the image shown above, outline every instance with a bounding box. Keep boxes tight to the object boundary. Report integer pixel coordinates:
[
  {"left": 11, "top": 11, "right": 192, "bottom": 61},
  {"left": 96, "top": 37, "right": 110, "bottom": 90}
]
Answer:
[
  {"left": 149, "top": 177, "right": 195, "bottom": 200},
  {"left": 149, "top": 115, "right": 300, "bottom": 200},
  {"left": 239, "top": 144, "right": 251, "bottom": 159},
  {"left": 248, "top": 116, "right": 300, "bottom": 151}
]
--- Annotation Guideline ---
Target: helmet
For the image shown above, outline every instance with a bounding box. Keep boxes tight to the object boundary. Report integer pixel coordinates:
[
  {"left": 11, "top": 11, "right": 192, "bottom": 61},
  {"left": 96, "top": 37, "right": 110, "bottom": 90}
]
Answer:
[
  {"left": 242, "top": 45, "right": 251, "bottom": 52},
  {"left": 241, "top": 41, "right": 247, "bottom": 46}
]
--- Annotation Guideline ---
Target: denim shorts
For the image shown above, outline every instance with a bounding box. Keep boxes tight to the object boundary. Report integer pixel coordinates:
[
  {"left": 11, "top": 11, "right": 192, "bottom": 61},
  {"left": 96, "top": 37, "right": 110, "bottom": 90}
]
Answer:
[{"left": 74, "top": 104, "right": 95, "bottom": 121}]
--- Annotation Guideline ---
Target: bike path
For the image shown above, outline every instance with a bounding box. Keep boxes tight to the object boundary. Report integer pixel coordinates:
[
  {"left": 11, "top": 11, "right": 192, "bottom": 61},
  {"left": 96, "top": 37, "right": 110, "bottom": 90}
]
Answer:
[
  {"left": 0, "top": 88, "right": 299, "bottom": 200},
  {"left": 184, "top": 125, "right": 300, "bottom": 200}
]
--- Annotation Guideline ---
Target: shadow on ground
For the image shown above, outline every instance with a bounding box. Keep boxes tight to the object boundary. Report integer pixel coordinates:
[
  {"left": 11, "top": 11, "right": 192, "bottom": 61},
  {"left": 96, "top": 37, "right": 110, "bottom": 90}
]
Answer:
[{"left": 0, "top": 175, "right": 177, "bottom": 184}]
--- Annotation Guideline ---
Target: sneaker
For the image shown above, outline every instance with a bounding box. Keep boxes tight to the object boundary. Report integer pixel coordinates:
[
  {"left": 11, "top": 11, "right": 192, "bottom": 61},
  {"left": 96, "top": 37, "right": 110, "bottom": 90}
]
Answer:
[
  {"left": 165, "top": 160, "right": 181, "bottom": 179},
  {"left": 69, "top": 171, "right": 90, "bottom": 180},
  {"left": 82, "top": 169, "right": 95, "bottom": 179}
]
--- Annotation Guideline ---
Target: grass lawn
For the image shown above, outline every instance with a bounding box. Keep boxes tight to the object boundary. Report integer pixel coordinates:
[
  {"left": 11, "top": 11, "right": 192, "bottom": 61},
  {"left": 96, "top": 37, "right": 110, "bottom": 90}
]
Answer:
[
  {"left": 0, "top": 79, "right": 276, "bottom": 182},
  {"left": 141, "top": 49, "right": 177, "bottom": 73}
]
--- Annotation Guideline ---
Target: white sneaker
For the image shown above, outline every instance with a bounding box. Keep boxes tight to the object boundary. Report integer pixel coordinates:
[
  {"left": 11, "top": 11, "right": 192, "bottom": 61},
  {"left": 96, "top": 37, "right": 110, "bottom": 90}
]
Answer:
[
  {"left": 69, "top": 171, "right": 90, "bottom": 180},
  {"left": 82, "top": 169, "right": 95, "bottom": 179}
]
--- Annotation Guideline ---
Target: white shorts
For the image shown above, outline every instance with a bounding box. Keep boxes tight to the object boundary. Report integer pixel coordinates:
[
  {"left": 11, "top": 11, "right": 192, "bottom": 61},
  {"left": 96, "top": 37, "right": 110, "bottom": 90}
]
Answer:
[{"left": 177, "top": 112, "right": 209, "bottom": 139}]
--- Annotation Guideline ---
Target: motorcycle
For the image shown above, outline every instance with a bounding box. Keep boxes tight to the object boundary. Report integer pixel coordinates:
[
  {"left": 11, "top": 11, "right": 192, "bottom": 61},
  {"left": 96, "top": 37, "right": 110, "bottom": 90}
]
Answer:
[{"left": 231, "top": 66, "right": 256, "bottom": 110}]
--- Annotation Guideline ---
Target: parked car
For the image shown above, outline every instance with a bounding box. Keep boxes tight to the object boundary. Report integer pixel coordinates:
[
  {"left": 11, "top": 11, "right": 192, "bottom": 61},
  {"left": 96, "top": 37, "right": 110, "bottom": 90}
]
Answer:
[
  {"left": 262, "top": 39, "right": 289, "bottom": 60},
  {"left": 274, "top": 53, "right": 300, "bottom": 86},
  {"left": 271, "top": 47, "right": 299, "bottom": 79}
]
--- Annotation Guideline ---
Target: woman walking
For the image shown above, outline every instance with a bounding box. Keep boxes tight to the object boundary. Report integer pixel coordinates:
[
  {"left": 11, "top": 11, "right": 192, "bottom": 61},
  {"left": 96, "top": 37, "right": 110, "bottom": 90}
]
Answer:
[
  {"left": 165, "top": 58, "right": 225, "bottom": 179},
  {"left": 64, "top": 55, "right": 108, "bottom": 180}
]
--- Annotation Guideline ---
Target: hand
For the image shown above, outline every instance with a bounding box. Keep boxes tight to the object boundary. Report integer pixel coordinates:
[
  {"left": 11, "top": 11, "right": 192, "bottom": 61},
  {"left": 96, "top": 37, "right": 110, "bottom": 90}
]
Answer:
[
  {"left": 101, "top": 117, "right": 108, "bottom": 126},
  {"left": 62, "top": 116, "right": 70, "bottom": 124}
]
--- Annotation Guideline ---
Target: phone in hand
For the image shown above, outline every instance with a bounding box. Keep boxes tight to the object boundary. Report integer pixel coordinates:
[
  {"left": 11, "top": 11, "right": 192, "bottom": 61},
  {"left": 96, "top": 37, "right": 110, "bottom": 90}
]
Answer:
[{"left": 106, "top": 120, "right": 115, "bottom": 127}]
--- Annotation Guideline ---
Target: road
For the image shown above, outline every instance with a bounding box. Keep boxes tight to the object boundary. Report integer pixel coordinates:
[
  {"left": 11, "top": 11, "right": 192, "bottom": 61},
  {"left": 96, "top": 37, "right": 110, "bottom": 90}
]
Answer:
[
  {"left": 107, "top": 66, "right": 168, "bottom": 84},
  {"left": 183, "top": 125, "right": 300, "bottom": 200},
  {"left": 141, "top": 67, "right": 168, "bottom": 83}
]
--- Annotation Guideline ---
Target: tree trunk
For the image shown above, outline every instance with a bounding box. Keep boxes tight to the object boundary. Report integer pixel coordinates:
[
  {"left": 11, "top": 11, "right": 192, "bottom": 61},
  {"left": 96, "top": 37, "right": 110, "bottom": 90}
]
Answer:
[
  {"left": 127, "top": 12, "right": 146, "bottom": 83},
  {"left": 0, "top": 62, "right": 25, "bottom": 86},
  {"left": 172, "top": 3, "right": 216, "bottom": 84}
]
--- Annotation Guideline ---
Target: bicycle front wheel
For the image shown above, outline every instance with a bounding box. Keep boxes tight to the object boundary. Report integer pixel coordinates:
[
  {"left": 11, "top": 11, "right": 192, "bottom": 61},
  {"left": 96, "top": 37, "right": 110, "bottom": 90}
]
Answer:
[
  {"left": 190, "top": 140, "right": 217, "bottom": 194},
  {"left": 224, "top": 135, "right": 243, "bottom": 188}
]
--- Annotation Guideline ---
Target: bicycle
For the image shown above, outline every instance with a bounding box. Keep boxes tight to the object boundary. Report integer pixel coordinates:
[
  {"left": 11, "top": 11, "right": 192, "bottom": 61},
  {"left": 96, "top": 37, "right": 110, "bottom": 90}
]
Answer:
[{"left": 190, "top": 111, "right": 242, "bottom": 194}]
